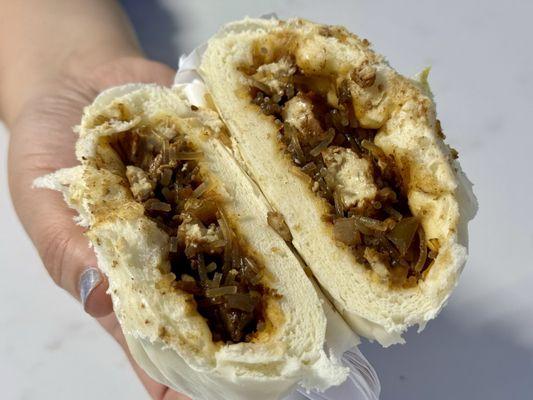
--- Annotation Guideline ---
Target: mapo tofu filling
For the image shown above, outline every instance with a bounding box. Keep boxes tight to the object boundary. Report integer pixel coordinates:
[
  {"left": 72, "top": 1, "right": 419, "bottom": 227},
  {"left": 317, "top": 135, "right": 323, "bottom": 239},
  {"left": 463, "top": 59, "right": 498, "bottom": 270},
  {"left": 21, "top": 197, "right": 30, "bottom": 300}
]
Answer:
[
  {"left": 241, "top": 43, "right": 438, "bottom": 288},
  {"left": 108, "top": 129, "right": 270, "bottom": 343}
]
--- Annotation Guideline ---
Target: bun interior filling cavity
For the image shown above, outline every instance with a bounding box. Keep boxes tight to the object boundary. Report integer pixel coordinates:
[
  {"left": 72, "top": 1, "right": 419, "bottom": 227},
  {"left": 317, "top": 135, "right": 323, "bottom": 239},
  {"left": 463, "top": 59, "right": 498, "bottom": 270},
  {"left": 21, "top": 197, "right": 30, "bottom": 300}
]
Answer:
[
  {"left": 240, "top": 36, "right": 438, "bottom": 288},
  {"left": 107, "top": 127, "right": 272, "bottom": 343}
]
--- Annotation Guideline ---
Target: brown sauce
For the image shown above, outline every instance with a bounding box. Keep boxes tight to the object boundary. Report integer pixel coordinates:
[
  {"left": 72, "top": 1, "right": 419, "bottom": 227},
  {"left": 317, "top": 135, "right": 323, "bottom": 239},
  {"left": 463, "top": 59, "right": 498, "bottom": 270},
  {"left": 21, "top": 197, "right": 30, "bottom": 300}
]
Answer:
[
  {"left": 242, "top": 43, "right": 437, "bottom": 287},
  {"left": 108, "top": 130, "right": 270, "bottom": 342}
]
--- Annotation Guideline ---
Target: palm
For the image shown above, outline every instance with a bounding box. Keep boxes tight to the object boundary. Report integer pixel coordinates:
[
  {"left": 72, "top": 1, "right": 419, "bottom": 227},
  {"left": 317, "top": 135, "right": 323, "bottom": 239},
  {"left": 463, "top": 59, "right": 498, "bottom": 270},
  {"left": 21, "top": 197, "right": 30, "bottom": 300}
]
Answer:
[{"left": 8, "top": 57, "right": 188, "bottom": 400}]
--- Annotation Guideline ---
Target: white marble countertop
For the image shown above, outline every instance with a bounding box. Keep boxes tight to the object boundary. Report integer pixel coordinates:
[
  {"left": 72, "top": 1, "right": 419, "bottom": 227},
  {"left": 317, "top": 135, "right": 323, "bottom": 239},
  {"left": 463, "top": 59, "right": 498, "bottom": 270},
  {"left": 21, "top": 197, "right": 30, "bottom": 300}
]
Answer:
[{"left": 1, "top": 1, "right": 532, "bottom": 399}]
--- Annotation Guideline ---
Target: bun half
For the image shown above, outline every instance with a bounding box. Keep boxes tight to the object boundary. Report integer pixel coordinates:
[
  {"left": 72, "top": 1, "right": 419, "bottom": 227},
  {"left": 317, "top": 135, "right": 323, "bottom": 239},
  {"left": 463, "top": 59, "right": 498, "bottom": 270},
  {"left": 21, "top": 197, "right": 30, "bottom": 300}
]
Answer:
[{"left": 199, "top": 18, "right": 476, "bottom": 345}]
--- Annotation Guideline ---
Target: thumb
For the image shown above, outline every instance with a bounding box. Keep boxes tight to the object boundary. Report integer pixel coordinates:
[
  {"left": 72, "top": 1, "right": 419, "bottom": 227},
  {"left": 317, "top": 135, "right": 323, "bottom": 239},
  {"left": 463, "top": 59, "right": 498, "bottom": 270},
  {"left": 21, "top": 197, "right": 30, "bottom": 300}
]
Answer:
[
  {"left": 31, "top": 190, "right": 113, "bottom": 318},
  {"left": 9, "top": 139, "right": 113, "bottom": 318},
  {"left": 89, "top": 57, "right": 177, "bottom": 91}
]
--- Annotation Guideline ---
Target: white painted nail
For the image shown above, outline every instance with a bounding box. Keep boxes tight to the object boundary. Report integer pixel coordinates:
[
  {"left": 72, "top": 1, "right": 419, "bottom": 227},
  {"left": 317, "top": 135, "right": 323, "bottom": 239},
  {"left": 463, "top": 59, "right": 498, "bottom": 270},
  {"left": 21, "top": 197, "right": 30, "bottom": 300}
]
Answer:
[{"left": 80, "top": 267, "right": 101, "bottom": 311}]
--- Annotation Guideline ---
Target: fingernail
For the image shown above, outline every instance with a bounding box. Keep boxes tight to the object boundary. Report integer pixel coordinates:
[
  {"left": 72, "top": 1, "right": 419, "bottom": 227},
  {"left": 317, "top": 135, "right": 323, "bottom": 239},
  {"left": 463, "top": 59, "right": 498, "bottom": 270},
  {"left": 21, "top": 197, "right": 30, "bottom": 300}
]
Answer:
[{"left": 80, "top": 267, "right": 101, "bottom": 311}]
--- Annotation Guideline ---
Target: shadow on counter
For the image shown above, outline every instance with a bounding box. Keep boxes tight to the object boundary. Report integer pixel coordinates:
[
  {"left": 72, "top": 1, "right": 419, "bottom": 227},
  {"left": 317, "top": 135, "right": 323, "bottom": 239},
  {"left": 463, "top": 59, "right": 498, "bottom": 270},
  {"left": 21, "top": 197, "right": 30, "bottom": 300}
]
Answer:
[{"left": 361, "top": 310, "right": 533, "bottom": 400}]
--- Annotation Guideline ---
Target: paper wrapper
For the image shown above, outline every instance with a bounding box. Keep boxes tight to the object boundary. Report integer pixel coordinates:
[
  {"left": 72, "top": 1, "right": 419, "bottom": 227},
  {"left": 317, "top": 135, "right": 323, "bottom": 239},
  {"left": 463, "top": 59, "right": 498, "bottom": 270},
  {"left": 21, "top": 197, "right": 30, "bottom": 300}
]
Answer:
[{"left": 173, "top": 37, "right": 381, "bottom": 400}]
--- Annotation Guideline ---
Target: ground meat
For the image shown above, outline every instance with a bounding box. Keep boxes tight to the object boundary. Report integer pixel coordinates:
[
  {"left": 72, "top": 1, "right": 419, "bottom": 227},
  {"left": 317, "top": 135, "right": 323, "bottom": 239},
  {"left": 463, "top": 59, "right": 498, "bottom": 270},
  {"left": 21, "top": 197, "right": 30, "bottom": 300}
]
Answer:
[
  {"left": 251, "top": 56, "right": 297, "bottom": 96},
  {"left": 126, "top": 166, "right": 155, "bottom": 201},
  {"left": 322, "top": 147, "right": 377, "bottom": 209},
  {"left": 177, "top": 217, "right": 224, "bottom": 257},
  {"left": 282, "top": 94, "right": 326, "bottom": 146},
  {"left": 351, "top": 61, "right": 377, "bottom": 88}
]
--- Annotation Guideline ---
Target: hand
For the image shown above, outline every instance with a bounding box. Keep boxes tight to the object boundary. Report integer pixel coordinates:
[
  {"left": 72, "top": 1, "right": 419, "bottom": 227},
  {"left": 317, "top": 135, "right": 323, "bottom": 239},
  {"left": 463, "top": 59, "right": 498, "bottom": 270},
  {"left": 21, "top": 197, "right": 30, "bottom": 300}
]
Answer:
[{"left": 8, "top": 56, "right": 189, "bottom": 400}]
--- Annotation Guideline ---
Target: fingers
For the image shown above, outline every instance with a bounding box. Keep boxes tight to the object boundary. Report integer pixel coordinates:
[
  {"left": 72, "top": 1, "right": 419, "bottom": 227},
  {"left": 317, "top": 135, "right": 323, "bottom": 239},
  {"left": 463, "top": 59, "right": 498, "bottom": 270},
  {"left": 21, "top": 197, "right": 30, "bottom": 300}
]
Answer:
[
  {"left": 35, "top": 195, "right": 113, "bottom": 317},
  {"left": 8, "top": 110, "right": 113, "bottom": 318},
  {"left": 26, "top": 189, "right": 114, "bottom": 317},
  {"left": 98, "top": 314, "right": 191, "bottom": 400},
  {"left": 89, "top": 57, "right": 176, "bottom": 91}
]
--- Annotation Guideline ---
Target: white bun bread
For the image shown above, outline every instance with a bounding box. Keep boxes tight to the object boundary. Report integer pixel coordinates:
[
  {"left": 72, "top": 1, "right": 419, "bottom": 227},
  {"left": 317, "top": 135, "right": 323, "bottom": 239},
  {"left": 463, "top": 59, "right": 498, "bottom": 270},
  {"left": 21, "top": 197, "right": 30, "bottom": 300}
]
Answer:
[
  {"left": 34, "top": 84, "right": 351, "bottom": 399},
  {"left": 199, "top": 18, "right": 477, "bottom": 346}
]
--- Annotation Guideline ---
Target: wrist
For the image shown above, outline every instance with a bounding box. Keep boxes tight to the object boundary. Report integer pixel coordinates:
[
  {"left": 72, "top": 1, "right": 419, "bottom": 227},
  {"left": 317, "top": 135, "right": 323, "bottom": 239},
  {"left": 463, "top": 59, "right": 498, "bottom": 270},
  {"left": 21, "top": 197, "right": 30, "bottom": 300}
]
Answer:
[
  {"left": 63, "top": 38, "right": 143, "bottom": 83},
  {"left": 0, "top": 0, "right": 143, "bottom": 126}
]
